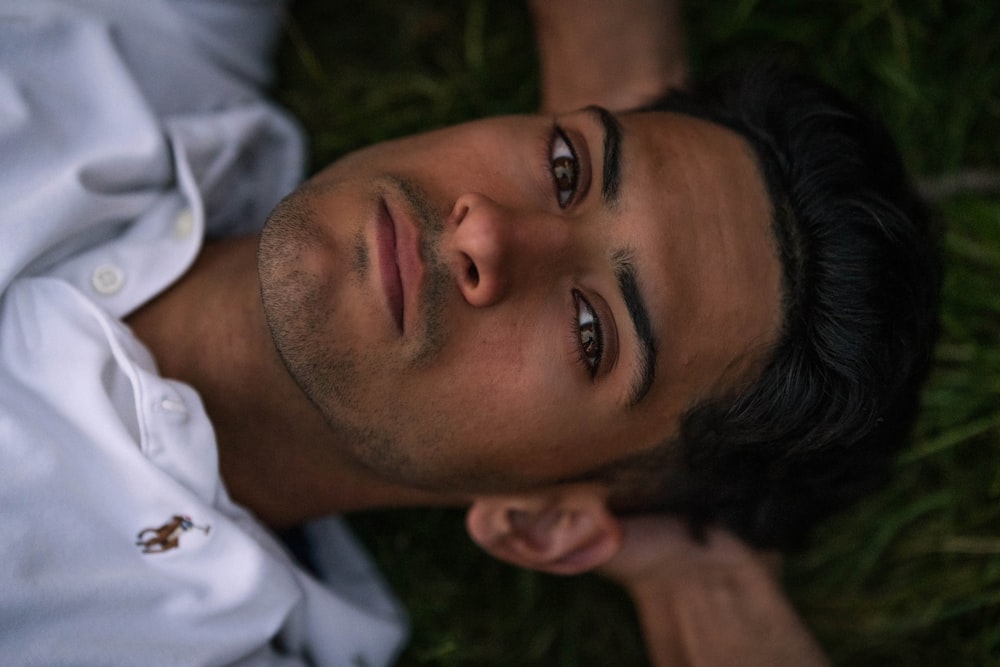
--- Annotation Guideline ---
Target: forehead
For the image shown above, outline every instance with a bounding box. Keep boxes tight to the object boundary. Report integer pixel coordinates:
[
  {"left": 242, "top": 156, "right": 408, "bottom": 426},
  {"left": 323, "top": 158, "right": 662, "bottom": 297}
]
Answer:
[{"left": 616, "top": 110, "right": 782, "bottom": 425}]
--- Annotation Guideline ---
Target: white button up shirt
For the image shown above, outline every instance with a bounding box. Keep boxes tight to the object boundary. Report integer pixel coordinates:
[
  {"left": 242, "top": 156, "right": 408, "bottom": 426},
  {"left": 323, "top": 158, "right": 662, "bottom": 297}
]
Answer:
[{"left": 0, "top": 1, "right": 407, "bottom": 665}]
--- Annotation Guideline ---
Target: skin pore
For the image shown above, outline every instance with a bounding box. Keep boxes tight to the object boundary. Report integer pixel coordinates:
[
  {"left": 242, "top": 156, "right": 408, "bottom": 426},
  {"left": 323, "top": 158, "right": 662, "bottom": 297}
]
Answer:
[{"left": 128, "top": 107, "right": 782, "bottom": 526}]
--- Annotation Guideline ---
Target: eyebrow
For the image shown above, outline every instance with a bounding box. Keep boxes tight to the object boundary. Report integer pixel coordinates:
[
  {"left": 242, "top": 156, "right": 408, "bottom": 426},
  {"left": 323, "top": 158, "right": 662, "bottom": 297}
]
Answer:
[
  {"left": 584, "top": 105, "right": 623, "bottom": 208},
  {"left": 612, "top": 248, "right": 657, "bottom": 407},
  {"left": 583, "top": 107, "right": 656, "bottom": 405}
]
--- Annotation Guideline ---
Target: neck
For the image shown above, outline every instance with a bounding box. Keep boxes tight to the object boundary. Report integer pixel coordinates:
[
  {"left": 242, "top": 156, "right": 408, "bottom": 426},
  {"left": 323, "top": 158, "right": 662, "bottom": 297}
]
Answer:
[{"left": 126, "top": 235, "right": 460, "bottom": 528}]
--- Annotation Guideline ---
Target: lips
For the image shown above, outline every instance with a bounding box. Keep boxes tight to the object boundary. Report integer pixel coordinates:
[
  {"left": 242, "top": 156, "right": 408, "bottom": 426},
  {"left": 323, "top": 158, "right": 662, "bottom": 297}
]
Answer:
[{"left": 376, "top": 198, "right": 405, "bottom": 332}]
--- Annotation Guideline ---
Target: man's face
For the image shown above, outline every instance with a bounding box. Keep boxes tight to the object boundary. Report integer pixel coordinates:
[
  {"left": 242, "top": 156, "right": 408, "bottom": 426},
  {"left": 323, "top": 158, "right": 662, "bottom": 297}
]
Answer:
[{"left": 258, "top": 108, "right": 781, "bottom": 493}]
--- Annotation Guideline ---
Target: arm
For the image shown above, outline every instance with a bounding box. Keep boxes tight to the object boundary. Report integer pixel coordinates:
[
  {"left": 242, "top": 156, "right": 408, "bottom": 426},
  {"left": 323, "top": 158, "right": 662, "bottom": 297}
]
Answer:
[
  {"left": 602, "top": 517, "right": 831, "bottom": 667},
  {"left": 528, "top": 0, "right": 687, "bottom": 113}
]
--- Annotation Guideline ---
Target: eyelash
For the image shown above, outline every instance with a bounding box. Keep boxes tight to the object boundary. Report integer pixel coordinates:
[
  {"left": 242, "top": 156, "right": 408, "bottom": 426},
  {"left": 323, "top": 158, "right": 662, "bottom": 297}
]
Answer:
[
  {"left": 548, "top": 125, "right": 580, "bottom": 208},
  {"left": 571, "top": 290, "right": 603, "bottom": 377},
  {"left": 543, "top": 124, "right": 602, "bottom": 376}
]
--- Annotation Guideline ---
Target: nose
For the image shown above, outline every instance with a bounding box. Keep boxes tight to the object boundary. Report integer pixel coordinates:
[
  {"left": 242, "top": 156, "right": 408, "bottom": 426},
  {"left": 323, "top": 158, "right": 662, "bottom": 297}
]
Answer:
[{"left": 447, "top": 192, "right": 569, "bottom": 307}]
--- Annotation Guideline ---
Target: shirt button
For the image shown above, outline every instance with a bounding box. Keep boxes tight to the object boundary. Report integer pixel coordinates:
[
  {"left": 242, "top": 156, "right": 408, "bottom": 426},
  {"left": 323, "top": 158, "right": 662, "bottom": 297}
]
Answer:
[
  {"left": 173, "top": 207, "right": 195, "bottom": 239},
  {"left": 91, "top": 264, "right": 125, "bottom": 295},
  {"left": 157, "top": 396, "right": 187, "bottom": 414}
]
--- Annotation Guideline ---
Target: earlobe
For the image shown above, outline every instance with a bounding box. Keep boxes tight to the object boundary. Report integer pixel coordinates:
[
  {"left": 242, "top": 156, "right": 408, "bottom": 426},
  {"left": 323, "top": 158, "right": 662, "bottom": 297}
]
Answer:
[{"left": 465, "top": 485, "right": 624, "bottom": 576}]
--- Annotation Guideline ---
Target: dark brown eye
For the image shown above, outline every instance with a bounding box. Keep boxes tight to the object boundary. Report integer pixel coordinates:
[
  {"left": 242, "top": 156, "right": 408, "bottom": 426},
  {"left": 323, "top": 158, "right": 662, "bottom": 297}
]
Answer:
[
  {"left": 574, "top": 290, "right": 602, "bottom": 374},
  {"left": 553, "top": 156, "right": 576, "bottom": 190},
  {"left": 550, "top": 130, "right": 578, "bottom": 207},
  {"left": 581, "top": 324, "right": 598, "bottom": 355}
]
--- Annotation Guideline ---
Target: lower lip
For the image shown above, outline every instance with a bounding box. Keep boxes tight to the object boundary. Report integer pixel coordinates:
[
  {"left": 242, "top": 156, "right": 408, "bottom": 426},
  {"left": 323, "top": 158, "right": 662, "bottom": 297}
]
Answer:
[{"left": 376, "top": 199, "right": 405, "bottom": 332}]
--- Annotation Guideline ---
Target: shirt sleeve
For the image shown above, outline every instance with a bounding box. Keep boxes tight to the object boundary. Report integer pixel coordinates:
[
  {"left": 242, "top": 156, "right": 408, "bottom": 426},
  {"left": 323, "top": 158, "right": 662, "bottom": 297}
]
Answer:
[
  {"left": 164, "top": 0, "right": 290, "bottom": 88},
  {"left": 62, "top": 0, "right": 289, "bottom": 93},
  {"left": 0, "top": 0, "right": 303, "bottom": 301}
]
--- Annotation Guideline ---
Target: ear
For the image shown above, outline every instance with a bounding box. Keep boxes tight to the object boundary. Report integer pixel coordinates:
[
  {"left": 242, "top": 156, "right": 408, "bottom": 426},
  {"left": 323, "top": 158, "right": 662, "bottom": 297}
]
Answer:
[{"left": 465, "top": 484, "right": 624, "bottom": 575}]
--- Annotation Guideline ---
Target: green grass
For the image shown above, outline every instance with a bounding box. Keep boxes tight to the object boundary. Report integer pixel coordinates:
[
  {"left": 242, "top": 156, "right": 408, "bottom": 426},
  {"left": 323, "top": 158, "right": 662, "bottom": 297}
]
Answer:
[{"left": 274, "top": 1, "right": 1000, "bottom": 664}]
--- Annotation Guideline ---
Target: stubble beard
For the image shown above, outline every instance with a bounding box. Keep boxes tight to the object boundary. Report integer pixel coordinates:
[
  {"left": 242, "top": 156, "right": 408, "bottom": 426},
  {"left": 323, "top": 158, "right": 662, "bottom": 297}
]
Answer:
[
  {"left": 256, "top": 178, "right": 455, "bottom": 485},
  {"left": 258, "top": 187, "right": 362, "bottom": 411}
]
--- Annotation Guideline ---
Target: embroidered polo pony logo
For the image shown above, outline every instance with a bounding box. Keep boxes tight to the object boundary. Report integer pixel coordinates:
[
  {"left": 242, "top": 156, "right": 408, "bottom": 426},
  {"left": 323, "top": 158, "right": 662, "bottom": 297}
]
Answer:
[{"left": 136, "top": 515, "right": 210, "bottom": 553}]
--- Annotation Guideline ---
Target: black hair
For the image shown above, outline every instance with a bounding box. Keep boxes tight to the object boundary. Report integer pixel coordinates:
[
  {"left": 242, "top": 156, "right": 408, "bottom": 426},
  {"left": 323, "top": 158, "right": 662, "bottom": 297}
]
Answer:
[{"left": 606, "top": 63, "right": 941, "bottom": 549}]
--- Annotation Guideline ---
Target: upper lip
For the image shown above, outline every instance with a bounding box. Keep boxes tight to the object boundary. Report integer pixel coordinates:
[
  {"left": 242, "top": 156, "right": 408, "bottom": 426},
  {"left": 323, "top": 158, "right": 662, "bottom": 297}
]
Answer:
[{"left": 376, "top": 192, "right": 424, "bottom": 333}]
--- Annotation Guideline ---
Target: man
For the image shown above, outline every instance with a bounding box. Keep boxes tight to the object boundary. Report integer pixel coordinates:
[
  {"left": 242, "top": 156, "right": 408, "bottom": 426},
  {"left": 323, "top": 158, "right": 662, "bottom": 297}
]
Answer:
[{"left": 0, "top": 1, "right": 937, "bottom": 666}]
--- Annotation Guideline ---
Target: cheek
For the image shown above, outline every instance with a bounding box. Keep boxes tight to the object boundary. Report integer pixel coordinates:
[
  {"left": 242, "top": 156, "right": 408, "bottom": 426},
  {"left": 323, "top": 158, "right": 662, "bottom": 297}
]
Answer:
[
  {"left": 436, "top": 318, "right": 544, "bottom": 401},
  {"left": 396, "top": 136, "right": 532, "bottom": 202},
  {"left": 413, "top": 313, "right": 576, "bottom": 428}
]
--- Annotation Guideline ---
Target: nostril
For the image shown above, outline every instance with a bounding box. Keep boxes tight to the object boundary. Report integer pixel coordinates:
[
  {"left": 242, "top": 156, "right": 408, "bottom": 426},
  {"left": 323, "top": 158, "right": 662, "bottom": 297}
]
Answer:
[{"left": 465, "top": 255, "right": 480, "bottom": 287}]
